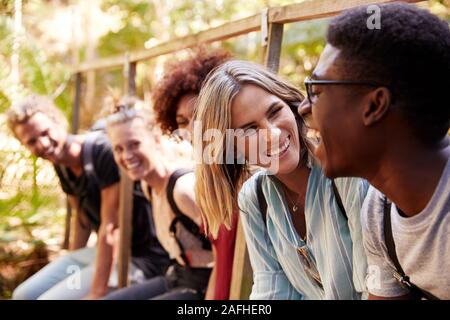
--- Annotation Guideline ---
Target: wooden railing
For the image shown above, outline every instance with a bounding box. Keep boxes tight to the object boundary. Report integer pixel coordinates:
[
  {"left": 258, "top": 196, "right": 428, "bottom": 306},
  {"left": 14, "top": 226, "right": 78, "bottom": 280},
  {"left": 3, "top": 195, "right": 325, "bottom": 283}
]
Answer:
[{"left": 69, "top": 0, "right": 423, "bottom": 298}]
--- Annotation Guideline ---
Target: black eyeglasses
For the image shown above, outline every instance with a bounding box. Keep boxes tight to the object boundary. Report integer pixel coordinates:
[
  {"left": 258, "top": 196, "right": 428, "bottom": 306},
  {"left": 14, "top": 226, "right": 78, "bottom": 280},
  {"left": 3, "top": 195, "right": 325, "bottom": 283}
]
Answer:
[{"left": 304, "top": 77, "right": 392, "bottom": 106}]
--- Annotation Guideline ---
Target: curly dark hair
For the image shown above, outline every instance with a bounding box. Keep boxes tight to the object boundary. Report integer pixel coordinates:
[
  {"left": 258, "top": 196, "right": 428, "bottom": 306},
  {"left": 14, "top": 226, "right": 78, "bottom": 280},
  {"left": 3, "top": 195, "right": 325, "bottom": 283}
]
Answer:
[
  {"left": 327, "top": 2, "right": 450, "bottom": 144},
  {"left": 152, "top": 47, "right": 232, "bottom": 134}
]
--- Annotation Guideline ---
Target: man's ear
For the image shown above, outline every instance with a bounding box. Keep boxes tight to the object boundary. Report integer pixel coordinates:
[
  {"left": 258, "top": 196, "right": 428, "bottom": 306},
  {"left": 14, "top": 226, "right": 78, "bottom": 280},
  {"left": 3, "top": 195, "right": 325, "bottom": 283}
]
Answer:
[{"left": 362, "top": 87, "right": 391, "bottom": 126}]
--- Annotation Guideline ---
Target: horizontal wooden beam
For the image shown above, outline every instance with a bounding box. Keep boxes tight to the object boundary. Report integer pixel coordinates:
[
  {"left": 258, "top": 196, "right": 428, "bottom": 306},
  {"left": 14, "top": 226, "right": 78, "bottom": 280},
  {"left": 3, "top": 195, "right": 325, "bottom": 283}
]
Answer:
[
  {"left": 73, "top": 15, "right": 260, "bottom": 73},
  {"left": 269, "top": 0, "right": 421, "bottom": 24},
  {"left": 72, "top": 0, "right": 424, "bottom": 73}
]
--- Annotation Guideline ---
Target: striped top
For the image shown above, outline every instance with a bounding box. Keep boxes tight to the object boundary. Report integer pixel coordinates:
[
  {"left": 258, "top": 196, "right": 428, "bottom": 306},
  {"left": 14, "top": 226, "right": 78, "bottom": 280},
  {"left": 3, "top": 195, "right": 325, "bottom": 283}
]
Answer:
[{"left": 238, "top": 164, "right": 369, "bottom": 299}]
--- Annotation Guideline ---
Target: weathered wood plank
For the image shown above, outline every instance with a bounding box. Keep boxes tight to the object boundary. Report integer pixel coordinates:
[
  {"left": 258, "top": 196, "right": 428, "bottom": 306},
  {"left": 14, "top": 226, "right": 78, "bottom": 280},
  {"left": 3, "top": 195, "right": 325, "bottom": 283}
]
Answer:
[
  {"left": 62, "top": 198, "right": 72, "bottom": 250},
  {"left": 63, "top": 72, "right": 83, "bottom": 250},
  {"left": 117, "top": 170, "right": 134, "bottom": 288},
  {"left": 71, "top": 73, "right": 82, "bottom": 134},
  {"left": 269, "top": 0, "right": 422, "bottom": 24},
  {"left": 74, "top": 15, "right": 260, "bottom": 73},
  {"left": 72, "top": 0, "right": 422, "bottom": 73},
  {"left": 229, "top": 219, "right": 253, "bottom": 300},
  {"left": 117, "top": 60, "right": 136, "bottom": 288},
  {"left": 264, "top": 23, "right": 284, "bottom": 73},
  {"left": 127, "top": 62, "right": 137, "bottom": 96}
]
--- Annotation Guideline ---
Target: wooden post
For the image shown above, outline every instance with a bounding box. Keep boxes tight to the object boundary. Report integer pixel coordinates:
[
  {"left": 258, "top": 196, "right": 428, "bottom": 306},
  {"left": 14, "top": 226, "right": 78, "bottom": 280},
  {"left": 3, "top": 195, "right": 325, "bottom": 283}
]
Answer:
[
  {"left": 117, "top": 56, "right": 136, "bottom": 288},
  {"left": 117, "top": 171, "right": 134, "bottom": 288},
  {"left": 126, "top": 62, "right": 137, "bottom": 96},
  {"left": 264, "top": 23, "right": 284, "bottom": 73},
  {"left": 62, "top": 197, "right": 72, "bottom": 250},
  {"left": 72, "top": 73, "right": 82, "bottom": 134},
  {"left": 63, "top": 72, "right": 82, "bottom": 250},
  {"left": 229, "top": 219, "right": 253, "bottom": 299}
]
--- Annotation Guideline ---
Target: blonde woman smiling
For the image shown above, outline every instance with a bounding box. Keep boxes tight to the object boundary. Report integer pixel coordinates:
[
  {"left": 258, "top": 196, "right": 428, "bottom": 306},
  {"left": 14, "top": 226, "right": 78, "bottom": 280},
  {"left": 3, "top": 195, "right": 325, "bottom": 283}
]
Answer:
[
  {"left": 194, "top": 60, "right": 369, "bottom": 299},
  {"left": 104, "top": 103, "right": 213, "bottom": 300}
]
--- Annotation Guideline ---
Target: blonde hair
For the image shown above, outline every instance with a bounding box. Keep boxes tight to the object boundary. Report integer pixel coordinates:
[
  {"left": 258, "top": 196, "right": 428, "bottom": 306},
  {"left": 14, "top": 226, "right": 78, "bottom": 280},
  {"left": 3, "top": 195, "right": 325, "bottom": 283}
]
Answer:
[
  {"left": 194, "top": 60, "right": 309, "bottom": 238},
  {"left": 106, "top": 96, "right": 193, "bottom": 168},
  {"left": 6, "top": 95, "right": 68, "bottom": 138},
  {"left": 106, "top": 96, "right": 156, "bottom": 132}
]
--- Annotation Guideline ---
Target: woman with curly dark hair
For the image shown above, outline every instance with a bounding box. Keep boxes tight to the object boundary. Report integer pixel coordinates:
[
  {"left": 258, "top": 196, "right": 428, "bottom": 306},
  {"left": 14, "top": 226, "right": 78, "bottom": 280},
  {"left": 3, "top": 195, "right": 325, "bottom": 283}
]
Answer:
[
  {"left": 152, "top": 47, "right": 232, "bottom": 136},
  {"left": 152, "top": 47, "right": 238, "bottom": 300}
]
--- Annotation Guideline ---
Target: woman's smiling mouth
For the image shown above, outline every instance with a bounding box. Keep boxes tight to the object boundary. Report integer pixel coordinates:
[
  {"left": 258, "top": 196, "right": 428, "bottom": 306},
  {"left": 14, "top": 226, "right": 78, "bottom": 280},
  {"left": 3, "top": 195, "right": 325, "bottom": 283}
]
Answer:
[
  {"left": 125, "top": 160, "right": 142, "bottom": 170},
  {"left": 267, "top": 135, "right": 291, "bottom": 157}
]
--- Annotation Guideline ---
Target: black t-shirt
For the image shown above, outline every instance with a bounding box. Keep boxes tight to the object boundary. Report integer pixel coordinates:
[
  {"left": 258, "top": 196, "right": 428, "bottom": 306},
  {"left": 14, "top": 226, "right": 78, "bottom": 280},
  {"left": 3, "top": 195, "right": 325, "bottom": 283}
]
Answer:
[
  {"left": 54, "top": 133, "right": 169, "bottom": 276},
  {"left": 55, "top": 134, "right": 119, "bottom": 230}
]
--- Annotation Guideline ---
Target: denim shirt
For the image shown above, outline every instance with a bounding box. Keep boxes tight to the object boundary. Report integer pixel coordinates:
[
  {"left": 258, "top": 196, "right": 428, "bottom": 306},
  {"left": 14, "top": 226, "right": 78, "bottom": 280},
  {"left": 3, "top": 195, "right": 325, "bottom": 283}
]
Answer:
[{"left": 238, "top": 164, "right": 369, "bottom": 299}]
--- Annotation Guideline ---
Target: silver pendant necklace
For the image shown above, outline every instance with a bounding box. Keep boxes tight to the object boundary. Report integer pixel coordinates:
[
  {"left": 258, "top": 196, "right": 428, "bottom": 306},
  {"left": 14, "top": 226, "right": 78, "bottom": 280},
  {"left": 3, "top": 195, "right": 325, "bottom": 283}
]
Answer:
[
  {"left": 284, "top": 187, "right": 307, "bottom": 242},
  {"left": 285, "top": 189, "right": 301, "bottom": 212}
]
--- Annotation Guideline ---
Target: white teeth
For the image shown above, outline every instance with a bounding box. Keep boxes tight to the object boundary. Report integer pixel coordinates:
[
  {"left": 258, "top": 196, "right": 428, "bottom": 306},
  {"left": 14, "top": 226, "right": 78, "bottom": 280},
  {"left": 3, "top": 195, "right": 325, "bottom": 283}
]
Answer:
[
  {"left": 268, "top": 137, "right": 290, "bottom": 157},
  {"left": 44, "top": 148, "right": 54, "bottom": 157},
  {"left": 126, "top": 161, "right": 140, "bottom": 169}
]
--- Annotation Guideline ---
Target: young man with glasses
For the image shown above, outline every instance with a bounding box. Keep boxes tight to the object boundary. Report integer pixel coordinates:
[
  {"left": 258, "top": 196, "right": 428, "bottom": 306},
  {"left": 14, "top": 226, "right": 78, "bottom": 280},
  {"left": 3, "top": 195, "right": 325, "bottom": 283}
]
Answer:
[{"left": 299, "top": 2, "right": 450, "bottom": 299}]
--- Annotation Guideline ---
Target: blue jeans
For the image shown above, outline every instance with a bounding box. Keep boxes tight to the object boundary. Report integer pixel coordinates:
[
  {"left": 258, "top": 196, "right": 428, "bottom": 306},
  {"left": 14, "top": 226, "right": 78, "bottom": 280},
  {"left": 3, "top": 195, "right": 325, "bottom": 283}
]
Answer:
[
  {"left": 12, "top": 247, "right": 146, "bottom": 300},
  {"left": 104, "top": 276, "right": 202, "bottom": 300},
  {"left": 104, "top": 264, "right": 211, "bottom": 300}
]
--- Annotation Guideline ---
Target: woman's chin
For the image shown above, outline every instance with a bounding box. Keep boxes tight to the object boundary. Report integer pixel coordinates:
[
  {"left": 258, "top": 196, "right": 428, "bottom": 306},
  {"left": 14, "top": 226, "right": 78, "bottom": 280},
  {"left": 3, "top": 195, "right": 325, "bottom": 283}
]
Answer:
[
  {"left": 267, "top": 155, "right": 299, "bottom": 175},
  {"left": 125, "top": 168, "right": 144, "bottom": 181},
  {"left": 130, "top": 175, "right": 141, "bottom": 181}
]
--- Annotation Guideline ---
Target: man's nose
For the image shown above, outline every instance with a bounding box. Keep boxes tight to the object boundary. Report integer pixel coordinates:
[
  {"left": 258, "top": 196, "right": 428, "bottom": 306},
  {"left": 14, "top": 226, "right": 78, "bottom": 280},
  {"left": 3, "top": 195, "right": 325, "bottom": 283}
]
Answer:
[
  {"left": 37, "top": 136, "right": 51, "bottom": 150},
  {"left": 123, "top": 148, "right": 134, "bottom": 160},
  {"left": 298, "top": 98, "right": 311, "bottom": 119}
]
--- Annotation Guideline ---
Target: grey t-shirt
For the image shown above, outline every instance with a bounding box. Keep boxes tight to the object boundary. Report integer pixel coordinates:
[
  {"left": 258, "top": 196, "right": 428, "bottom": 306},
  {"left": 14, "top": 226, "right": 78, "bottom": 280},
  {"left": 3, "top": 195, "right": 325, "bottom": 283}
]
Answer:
[{"left": 361, "top": 157, "right": 450, "bottom": 299}]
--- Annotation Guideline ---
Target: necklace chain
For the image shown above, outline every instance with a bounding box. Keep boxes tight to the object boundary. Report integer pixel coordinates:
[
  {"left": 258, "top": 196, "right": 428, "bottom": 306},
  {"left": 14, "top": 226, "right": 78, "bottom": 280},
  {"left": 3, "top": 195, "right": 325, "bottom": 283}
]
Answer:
[
  {"left": 283, "top": 186, "right": 307, "bottom": 242},
  {"left": 284, "top": 189, "right": 301, "bottom": 212}
]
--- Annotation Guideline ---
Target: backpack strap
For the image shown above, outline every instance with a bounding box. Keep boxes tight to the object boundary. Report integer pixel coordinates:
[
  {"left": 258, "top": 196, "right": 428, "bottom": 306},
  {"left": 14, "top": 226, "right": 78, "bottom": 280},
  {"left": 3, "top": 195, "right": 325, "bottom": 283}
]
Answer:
[
  {"left": 55, "top": 133, "right": 104, "bottom": 231},
  {"left": 331, "top": 180, "right": 348, "bottom": 221},
  {"left": 256, "top": 174, "right": 268, "bottom": 225},
  {"left": 55, "top": 136, "right": 81, "bottom": 193},
  {"left": 383, "top": 196, "right": 439, "bottom": 300},
  {"left": 167, "top": 169, "right": 211, "bottom": 267},
  {"left": 167, "top": 169, "right": 193, "bottom": 217}
]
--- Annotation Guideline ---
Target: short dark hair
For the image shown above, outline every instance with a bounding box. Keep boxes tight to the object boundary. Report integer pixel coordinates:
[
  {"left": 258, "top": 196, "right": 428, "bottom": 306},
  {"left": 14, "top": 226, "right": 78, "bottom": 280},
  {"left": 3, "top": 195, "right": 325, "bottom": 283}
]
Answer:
[
  {"left": 7, "top": 95, "right": 68, "bottom": 138},
  {"left": 327, "top": 2, "right": 450, "bottom": 144}
]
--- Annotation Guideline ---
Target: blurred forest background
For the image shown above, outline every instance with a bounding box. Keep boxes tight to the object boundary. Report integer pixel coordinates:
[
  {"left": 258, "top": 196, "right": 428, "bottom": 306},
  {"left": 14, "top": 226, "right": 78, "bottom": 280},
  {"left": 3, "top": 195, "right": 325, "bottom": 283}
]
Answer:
[{"left": 0, "top": 0, "right": 449, "bottom": 299}]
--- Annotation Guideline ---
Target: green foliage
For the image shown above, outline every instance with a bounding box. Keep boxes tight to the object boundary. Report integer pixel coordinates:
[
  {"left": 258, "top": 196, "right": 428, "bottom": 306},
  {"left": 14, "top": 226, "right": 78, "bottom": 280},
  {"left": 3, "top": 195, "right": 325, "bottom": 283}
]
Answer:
[
  {"left": 0, "top": 11, "right": 69, "bottom": 288},
  {"left": 0, "top": 15, "right": 72, "bottom": 116},
  {"left": 0, "top": 191, "right": 64, "bottom": 239},
  {"left": 98, "top": 0, "right": 157, "bottom": 56}
]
